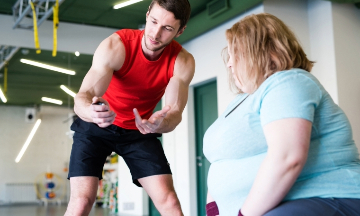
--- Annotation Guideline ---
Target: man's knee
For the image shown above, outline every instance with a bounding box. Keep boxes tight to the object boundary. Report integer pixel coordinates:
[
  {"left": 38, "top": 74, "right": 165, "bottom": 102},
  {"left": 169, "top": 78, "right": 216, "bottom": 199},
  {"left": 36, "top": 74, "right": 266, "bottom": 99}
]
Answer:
[
  {"left": 70, "top": 195, "right": 96, "bottom": 209},
  {"left": 155, "top": 190, "right": 181, "bottom": 209},
  {"left": 68, "top": 176, "right": 98, "bottom": 209},
  {"left": 139, "top": 175, "right": 182, "bottom": 213},
  {"left": 66, "top": 195, "right": 95, "bottom": 216}
]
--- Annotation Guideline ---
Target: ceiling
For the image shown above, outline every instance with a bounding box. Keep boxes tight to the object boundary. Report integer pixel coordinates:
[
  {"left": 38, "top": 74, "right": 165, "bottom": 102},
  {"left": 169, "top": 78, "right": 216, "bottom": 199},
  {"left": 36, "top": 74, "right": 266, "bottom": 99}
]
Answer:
[
  {"left": 0, "top": 47, "right": 91, "bottom": 107},
  {"left": 0, "top": 0, "right": 359, "bottom": 108},
  {"left": 0, "top": 0, "right": 209, "bottom": 30}
]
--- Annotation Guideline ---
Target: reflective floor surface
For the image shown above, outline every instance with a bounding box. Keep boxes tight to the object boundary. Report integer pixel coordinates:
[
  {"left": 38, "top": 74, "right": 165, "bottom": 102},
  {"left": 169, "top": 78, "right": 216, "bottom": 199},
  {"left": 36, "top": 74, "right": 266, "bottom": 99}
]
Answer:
[{"left": 0, "top": 204, "right": 113, "bottom": 216}]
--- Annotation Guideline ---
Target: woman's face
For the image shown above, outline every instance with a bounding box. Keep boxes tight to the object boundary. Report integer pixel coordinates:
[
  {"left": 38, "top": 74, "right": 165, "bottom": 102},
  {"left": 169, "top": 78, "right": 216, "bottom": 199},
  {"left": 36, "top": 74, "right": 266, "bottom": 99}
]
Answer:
[{"left": 227, "top": 44, "right": 245, "bottom": 92}]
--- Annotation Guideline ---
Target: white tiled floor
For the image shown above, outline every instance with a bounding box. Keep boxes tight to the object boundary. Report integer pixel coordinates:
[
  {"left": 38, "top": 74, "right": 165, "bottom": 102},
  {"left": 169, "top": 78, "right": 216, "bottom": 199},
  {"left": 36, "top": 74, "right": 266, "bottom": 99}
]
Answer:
[{"left": 0, "top": 204, "right": 112, "bottom": 216}]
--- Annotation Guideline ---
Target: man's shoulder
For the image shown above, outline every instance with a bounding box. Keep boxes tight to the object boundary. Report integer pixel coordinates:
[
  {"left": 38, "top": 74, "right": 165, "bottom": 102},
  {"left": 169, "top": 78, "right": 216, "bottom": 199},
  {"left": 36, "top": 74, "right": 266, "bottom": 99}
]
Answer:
[
  {"left": 116, "top": 29, "right": 143, "bottom": 41},
  {"left": 106, "top": 33, "right": 125, "bottom": 51},
  {"left": 173, "top": 48, "right": 195, "bottom": 82},
  {"left": 117, "top": 29, "right": 142, "bottom": 34},
  {"left": 176, "top": 47, "right": 195, "bottom": 66},
  {"left": 95, "top": 33, "right": 125, "bottom": 71}
]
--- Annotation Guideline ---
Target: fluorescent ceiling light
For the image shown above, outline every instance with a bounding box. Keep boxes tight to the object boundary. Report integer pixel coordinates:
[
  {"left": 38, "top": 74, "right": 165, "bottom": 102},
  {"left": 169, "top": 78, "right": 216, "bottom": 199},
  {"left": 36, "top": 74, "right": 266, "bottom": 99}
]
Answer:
[
  {"left": 41, "top": 97, "right": 63, "bottom": 105},
  {"left": 60, "top": 85, "right": 76, "bottom": 97},
  {"left": 0, "top": 87, "right": 7, "bottom": 103},
  {"left": 15, "top": 119, "right": 41, "bottom": 163},
  {"left": 20, "top": 59, "right": 76, "bottom": 75},
  {"left": 114, "top": 0, "right": 143, "bottom": 9}
]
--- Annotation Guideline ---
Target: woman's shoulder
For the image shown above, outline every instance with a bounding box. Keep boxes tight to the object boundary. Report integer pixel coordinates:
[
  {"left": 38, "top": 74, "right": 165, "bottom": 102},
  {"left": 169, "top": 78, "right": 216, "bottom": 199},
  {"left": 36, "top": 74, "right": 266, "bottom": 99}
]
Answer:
[
  {"left": 254, "top": 68, "right": 324, "bottom": 107},
  {"left": 259, "top": 68, "right": 321, "bottom": 92},
  {"left": 269, "top": 68, "right": 315, "bottom": 82}
]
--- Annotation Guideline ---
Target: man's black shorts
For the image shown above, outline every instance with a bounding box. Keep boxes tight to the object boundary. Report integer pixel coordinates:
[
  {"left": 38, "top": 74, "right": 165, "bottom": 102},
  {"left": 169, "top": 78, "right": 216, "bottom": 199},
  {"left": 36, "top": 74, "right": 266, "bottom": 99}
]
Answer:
[{"left": 68, "top": 118, "right": 171, "bottom": 187}]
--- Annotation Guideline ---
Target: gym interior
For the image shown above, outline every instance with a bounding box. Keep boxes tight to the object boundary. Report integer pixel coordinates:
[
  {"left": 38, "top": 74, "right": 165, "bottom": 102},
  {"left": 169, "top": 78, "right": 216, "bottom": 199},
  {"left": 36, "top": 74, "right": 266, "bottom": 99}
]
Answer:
[{"left": 1, "top": 0, "right": 360, "bottom": 215}]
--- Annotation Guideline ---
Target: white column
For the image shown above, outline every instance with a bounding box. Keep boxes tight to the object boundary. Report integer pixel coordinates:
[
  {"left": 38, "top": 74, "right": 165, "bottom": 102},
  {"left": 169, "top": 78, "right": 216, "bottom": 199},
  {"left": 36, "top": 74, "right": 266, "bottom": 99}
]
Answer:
[
  {"left": 308, "top": 0, "right": 339, "bottom": 103},
  {"left": 331, "top": 2, "right": 360, "bottom": 150}
]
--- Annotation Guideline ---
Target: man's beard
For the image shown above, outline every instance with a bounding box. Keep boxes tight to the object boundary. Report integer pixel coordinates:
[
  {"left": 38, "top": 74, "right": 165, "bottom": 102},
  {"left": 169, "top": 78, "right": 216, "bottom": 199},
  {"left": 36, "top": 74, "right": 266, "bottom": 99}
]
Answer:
[{"left": 144, "top": 35, "right": 172, "bottom": 52}]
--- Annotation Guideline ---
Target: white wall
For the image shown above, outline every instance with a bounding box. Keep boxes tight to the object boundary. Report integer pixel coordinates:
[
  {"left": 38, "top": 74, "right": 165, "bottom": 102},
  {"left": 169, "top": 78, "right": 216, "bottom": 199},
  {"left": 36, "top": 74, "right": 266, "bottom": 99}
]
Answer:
[
  {"left": 263, "top": 0, "right": 311, "bottom": 55},
  {"left": 331, "top": 2, "right": 360, "bottom": 151},
  {"left": 0, "top": 105, "right": 73, "bottom": 204},
  {"left": 308, "top": 0, "right": 339, "bottom": 102}
]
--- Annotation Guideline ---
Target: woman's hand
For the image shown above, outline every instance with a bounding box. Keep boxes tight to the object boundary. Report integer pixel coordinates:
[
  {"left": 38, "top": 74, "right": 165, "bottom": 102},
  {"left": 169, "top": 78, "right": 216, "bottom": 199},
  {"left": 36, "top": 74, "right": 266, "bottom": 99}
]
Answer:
[{"left": 206, "top": 191, "right": 220, "bottom": 216}]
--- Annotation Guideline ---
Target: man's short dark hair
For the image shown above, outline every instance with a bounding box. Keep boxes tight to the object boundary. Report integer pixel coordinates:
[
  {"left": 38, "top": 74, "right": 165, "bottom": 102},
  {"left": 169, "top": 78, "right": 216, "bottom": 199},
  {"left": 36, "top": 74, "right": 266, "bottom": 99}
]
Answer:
[{"left": 149, "top": 0, "right": 191, "bottom": 31}]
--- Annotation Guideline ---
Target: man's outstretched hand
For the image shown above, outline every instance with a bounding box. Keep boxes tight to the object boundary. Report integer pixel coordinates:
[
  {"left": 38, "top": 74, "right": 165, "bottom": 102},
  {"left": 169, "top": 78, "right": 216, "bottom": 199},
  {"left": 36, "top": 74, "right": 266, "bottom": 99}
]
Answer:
[{"left": 133, "top": 105, "right": 171, "bottom": 134}]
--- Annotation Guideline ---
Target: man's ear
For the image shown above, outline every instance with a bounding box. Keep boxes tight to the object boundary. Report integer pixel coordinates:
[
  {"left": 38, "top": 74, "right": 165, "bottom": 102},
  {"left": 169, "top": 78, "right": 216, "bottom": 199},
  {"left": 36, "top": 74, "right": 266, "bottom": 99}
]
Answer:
[
  {"left": 146, "top": 5, "right": 151, "bottom": 18},
  {"left": 176, "top": 26, "right": 186, "bottom": 38}
]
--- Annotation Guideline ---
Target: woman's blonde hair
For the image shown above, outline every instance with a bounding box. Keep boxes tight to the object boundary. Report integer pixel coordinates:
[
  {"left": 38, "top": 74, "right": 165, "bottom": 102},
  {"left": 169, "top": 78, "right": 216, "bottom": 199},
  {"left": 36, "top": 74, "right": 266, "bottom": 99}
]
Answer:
[{"left": 224, "top": 13, "right": 315, "bottom": 93}]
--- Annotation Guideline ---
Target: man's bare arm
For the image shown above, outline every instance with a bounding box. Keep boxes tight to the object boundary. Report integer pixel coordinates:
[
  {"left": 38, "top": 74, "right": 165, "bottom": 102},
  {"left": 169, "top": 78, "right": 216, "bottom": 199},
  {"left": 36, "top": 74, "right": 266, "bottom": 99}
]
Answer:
[
  {"left": 134, "top": 48, "right": 195, "bottom": 134},
  {"left": 74, "top": 33, "right": 125, "bottom": 127}
]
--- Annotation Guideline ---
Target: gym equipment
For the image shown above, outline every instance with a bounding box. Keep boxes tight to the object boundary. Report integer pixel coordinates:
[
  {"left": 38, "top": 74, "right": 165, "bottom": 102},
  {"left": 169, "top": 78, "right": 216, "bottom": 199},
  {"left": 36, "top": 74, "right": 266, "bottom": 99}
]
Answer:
[{"left": 35, "top": 172, "right": 65, "bottom": 206}]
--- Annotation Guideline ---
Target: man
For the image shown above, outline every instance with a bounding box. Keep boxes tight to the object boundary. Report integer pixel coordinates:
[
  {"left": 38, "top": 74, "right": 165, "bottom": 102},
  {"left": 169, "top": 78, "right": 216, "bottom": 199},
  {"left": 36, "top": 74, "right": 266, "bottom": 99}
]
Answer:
[{"left": 64, "top": 0, "right": 194, "bottom": 215}]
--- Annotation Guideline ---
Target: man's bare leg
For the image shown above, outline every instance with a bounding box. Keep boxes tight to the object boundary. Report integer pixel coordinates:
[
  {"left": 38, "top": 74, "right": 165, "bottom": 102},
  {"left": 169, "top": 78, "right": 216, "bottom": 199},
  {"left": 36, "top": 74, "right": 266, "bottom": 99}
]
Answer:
[
  {"left": 138, "top": 174, "right": 183, "bottom": 216},
  {"left": 65, "top": 176, "right": 99, "bottom": 216}
]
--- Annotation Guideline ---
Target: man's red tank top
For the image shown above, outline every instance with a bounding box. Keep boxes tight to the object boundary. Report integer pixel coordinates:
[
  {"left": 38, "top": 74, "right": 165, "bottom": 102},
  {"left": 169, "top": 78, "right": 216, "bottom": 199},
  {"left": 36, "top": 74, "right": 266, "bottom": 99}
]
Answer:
[{"left": 102, "top": 29, "right": 182, "bottom": 130}]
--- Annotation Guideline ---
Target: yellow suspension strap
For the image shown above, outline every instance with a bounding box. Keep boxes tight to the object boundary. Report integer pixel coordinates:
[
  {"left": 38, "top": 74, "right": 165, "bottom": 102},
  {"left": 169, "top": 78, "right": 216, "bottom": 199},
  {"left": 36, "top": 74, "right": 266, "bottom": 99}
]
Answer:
[
  {"left": 30, "top": 1, "right": 41, "bottom": 54},
  {"left": 4, "top": 62, "right": 8, "bottom": 93},
  {"left": 52, "top": 0, "right": 59, "bottom": 57}
]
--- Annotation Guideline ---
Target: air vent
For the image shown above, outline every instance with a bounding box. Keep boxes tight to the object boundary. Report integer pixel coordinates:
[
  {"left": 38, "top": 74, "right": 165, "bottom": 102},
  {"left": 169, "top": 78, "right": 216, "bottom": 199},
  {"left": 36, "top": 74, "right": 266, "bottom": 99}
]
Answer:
[
  {"left": 207, "top": 0, "right": 229, "bottom": 18},
  {"left": 123, "top": 202, "right": 135, "bottom": 210}
]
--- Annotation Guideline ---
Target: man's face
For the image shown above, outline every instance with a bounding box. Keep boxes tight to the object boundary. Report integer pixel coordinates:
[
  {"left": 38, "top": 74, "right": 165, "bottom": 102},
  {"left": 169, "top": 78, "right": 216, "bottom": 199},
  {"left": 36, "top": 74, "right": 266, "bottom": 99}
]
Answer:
[{"left": 144, "top": 3, "right": 184, "bottom": 52}]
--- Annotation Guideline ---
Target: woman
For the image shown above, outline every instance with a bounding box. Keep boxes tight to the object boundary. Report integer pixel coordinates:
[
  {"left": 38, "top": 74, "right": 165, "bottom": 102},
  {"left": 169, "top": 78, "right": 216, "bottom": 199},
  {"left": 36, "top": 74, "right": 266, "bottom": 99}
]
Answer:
[{"left": 204, "top": 13, "right": 360, "bottom": 216}]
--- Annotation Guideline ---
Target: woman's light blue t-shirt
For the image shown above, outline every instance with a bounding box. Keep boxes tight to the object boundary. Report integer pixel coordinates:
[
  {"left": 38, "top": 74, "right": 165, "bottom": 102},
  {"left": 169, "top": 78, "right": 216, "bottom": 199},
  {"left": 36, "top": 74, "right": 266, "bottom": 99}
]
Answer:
[{"left": 203, "top": 68, "right": 360, "bottom": 216}]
